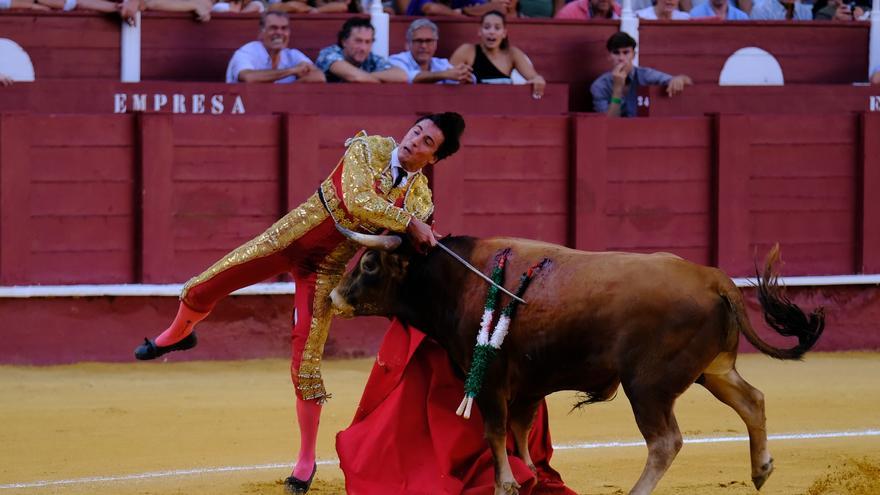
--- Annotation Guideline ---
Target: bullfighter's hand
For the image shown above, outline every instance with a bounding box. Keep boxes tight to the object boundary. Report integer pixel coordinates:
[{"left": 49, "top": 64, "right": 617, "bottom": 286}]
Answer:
[{"left": 407, "top": 217, "right": 438, "bottom": 254}]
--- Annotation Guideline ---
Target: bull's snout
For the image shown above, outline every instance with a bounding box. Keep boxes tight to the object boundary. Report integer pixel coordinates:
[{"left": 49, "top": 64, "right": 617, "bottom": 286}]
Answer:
[{"left": 329, "top": 287, "right": 355, "bottom": 318}]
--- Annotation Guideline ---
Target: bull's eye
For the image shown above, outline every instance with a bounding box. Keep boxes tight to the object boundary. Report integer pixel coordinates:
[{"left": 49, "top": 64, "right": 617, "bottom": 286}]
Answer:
[{"left": 361, "top": 257, "right": 379, "bottom": 275}]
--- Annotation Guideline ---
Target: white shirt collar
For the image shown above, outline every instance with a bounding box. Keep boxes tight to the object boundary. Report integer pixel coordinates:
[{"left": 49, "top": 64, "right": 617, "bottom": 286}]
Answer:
[{"left": 390, "top": 148, "right": 415, "bottom": 186}]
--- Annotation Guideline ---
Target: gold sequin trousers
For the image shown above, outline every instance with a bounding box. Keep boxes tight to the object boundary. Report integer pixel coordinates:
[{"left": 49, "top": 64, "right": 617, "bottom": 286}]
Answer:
[{"left": 180, "top": 193, "right": 358, "bottom": 403}]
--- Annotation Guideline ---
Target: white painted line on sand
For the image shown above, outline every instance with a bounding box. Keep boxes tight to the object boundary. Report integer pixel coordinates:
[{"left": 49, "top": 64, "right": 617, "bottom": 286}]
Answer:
[
  {"left": 553, "top": 428, "right": 880, "bottom": 450},
  {"left": 3, "top": 429, "right": 878, "bottom": 490},
  {"left": 3, "top": 273, "right": 879, "bottom": 298}
]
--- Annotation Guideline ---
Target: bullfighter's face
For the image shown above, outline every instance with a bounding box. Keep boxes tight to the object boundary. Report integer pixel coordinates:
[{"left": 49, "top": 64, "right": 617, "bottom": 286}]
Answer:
[
  {"left": 398, "top": 119, "right": 444, "bottom": 172},
  {"left": 330, "top": 249, "right": 408, "bottom": 318}
]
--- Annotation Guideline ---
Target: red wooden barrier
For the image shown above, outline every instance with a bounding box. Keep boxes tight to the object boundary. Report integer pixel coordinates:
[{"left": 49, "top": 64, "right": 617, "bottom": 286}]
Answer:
[
  {"left": 568, "top": 113, "right": 871, "bottom": 276},
  {"left": 640, "top": 84, "right": 880, "bottom": 116},
  {"left": 2, "top": 111, "right": 879, "bottom": 364},
  {"left": 638, "top": 20, "right": 870, "bottom": 85},
  {"left": 858, "top": 113, "right": 880, "bottom": 273},
  {"left": 0, "top": 12, "right": 120, "bottom": 79},
  {"left": 2, "top": 111, "right": 876, "bottom": 286},
  {"left": 0, "top": 81, "right": 569, "bottom": 115},
  {"left": 0, "top": 114, "right": 137, "bottom": 284},
  {"left": 2, "top": 284, "right": 879, "bottom": 364}
]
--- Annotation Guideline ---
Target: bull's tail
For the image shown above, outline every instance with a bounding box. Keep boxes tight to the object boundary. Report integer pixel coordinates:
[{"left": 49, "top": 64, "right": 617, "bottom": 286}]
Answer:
[{"left": 723, "top": 244, "right": 825, "bottom": 360}]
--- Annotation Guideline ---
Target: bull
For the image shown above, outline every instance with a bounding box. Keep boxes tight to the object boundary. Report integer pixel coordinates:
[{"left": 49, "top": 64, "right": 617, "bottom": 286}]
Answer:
[{"left": 329, "top": 233, "right": 824, "bottom": 495}]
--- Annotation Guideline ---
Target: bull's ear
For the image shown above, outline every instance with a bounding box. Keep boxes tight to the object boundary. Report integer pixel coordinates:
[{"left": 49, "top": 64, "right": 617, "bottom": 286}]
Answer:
[{"left": 389, "top": 252, "right": 411, "bottom": 278}]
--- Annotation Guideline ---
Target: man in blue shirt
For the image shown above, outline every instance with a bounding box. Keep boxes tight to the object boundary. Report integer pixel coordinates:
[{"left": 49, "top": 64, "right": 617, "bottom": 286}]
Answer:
[
  {"left": 315, "top": 17, "right": 407, "bottom": 83},
  {"left": 749, "top": 0, "right": 813, "bottom": 19},
  {"left": 388, "top": 19, "right": 474, "bottom": 84},
  {"left": 590, "top": 32, "right": 692, "bottom": 118},
  {"left": 690, "top": 0, "right": 749, "bottom": 18}
]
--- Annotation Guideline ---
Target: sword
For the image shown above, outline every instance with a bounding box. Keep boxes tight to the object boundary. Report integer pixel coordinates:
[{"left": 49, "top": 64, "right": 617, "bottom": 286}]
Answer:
[{"left": 436, "top": 243, "right": 527, "bottom": 305}]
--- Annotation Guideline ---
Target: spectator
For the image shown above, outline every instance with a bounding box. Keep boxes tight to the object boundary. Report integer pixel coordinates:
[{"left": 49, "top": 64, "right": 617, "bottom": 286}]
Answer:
[
  {"left": 226, "top": 11, "right": 325, "bottom": 84},
  {"left": 686, "top": 0, "right": 753, "bottom": 14},
  {"left": 636, "top": 0, "right": 691, "bottom": 18},
  {"left": 268, "top": 0, "right": 357, "bottom": 14},
  {"left": 813, "top": 0, "right": 868, "bottom": 19},
  {"left": 31, "top": 0, "right": 150, "bottom": 24},
  {"left": 629, "top": 0, "right": 654, "bottom": 11},
  {"left": 315, "top": 17, "right": 407, "bottom": 83},
  {"left": 405, "top": 0, "right": 510, "bottom": 17},
  {"left": 389, "top": 19, "right": 474, "bottom": 84},
  {"left": 1, "top": 0, "right": 51, "bottom": 10},
  {"left": 554, "top": 0, "right": 621, "bottom": 19},
  {"left": 518, "top": 0, "right": 559, "bottom": 17},
  {"left": 591, "top": 32, "right": 691, "bottom": 117},
  {"left": 449, "top": 10, "right": 546, "bottom": 98},
  {"left": 212, "top": 0, "right": 264, "bottom": 13},
  {"left": 749, "top": 0, "right": 812, "bottom": 19},
  {"left": 35, "top": 0, "right": 212, "bottom": 23},
  {"left": 690, "top": 0, "right": 749, "bottom": 18},
  {"left": 0, "top": 72, "right": 13, "bottom": 87}
]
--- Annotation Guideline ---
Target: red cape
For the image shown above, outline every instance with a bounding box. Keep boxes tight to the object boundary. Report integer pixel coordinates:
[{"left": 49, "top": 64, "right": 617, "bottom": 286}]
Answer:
[{"left": 336, "top": 320, "right": 576, "bottom": 495}]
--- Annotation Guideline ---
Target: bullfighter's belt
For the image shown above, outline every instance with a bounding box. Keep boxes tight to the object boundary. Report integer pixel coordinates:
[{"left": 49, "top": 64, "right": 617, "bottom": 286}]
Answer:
[{"left": 317, "top": 181, "right": 378, "bottom": 234}]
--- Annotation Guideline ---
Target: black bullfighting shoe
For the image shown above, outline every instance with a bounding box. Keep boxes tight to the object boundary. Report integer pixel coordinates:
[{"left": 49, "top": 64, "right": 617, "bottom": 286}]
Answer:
[
  {"left": 134, "top": 332, "right": 198, "bottom": 360},
  {"left": 283, "top": 463, "right": 316, "bottom": 494}
]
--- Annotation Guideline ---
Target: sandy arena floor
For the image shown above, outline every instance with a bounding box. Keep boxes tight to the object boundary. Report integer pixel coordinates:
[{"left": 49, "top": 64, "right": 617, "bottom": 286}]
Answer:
[{"left": 1, "top": 352, "right": 879, "bottom": 495}]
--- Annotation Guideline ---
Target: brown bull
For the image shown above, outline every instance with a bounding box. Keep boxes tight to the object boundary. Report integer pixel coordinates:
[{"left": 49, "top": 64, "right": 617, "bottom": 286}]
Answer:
[{"left": 329, "top": 234, "right": 825, "bottom": 495}]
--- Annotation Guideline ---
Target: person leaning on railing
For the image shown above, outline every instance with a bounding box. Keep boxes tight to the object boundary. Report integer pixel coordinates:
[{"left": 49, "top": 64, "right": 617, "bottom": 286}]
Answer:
[
  {"left": 267, "top": 0, "right": 358, "bottom": 14},
  {"left": 315, "top": 17, "right": 408, "bottom": 83},
  {"left": 22, "top": 0, "right": 213, "bottom": 24},
  {"left": 449, "top": 10, "right": 547, "bottom": 98},
  {"left": 388, "top": 18, "right": 474, "bottom": 84},
  {"left": 591, "top": 32, "right": 692, "bottom": 118},
  {"left": 226, "top": 11, "right": 326, "bottom": 83},
  {"left": 812, "top": 0, "right": 870, "bottom": 20}
]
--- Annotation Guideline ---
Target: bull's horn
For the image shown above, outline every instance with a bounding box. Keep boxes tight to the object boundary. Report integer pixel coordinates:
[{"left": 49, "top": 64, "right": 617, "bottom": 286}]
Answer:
[{"left": 335, "top": 224, "right": 402, "bottom": 250}]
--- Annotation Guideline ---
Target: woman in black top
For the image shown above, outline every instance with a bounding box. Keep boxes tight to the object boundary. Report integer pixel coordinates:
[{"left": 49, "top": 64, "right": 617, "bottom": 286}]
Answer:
[{"left": 449, "top": 10, "right": 547, "bottom": 98}]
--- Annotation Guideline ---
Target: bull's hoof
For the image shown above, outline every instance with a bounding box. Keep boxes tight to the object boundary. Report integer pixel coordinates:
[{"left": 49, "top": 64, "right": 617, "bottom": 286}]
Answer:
[{"left": 752, "top": 458, "right": 774, "bottom": 490}]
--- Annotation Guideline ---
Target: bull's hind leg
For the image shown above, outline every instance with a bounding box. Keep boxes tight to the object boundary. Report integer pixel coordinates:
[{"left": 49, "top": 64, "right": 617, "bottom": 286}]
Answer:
[
  {"left": 699, "top": 368, "right": 774, "bottom": 490},
  {"left": 478, "top": 390, "right": 520, "bottom": 495},
  {"left": 625, "top": 390, "right": 683, "bottom": 495},
  {"left": 508, "top": 400, "right": 540, "bottom": 472}
]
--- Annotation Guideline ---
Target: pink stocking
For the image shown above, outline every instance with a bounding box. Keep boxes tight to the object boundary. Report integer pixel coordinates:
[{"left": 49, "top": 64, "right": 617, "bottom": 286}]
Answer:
[
  {"left": 292, "top": 397, "right": 321, "bottom": 480},
  {"left": 154, "top": 303, "right": 209, "bottom": 347}
]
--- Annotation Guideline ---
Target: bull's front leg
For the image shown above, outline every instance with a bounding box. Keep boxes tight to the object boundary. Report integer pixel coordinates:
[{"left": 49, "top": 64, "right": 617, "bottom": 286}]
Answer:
[
  {"left": 509, "top": 400, "right": 540, "bottom": 472},
  {"left": 478, "top": 390, "right": 519, "bottom": 495}
]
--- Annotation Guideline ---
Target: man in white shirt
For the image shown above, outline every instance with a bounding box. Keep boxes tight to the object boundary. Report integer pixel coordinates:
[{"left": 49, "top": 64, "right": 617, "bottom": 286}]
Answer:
[
  {"left": 636, "top": 0, "right": 691, "bottom": 18},
  {"left": 226, "top": 11, "right": 325, "bottom": 84},
  {"left": 388, "top": 19, "right": 473, "bottom": 84}
]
